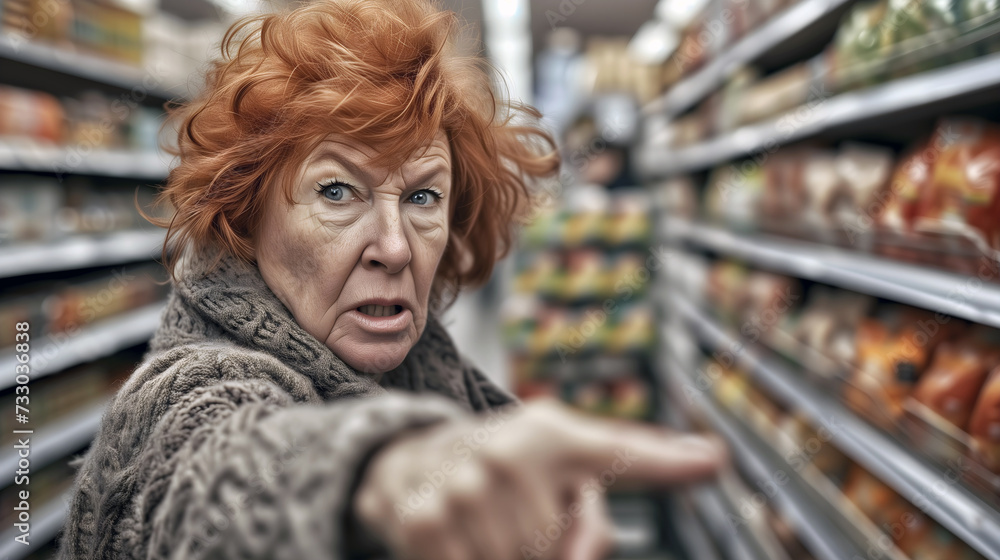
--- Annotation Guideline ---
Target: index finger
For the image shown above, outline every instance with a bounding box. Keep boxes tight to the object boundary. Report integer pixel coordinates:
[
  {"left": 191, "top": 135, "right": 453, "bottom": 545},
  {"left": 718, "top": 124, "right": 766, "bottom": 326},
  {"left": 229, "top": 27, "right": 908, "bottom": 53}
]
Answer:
[{"left": 553, "top": 410, "right": 727, "bottom": 485}]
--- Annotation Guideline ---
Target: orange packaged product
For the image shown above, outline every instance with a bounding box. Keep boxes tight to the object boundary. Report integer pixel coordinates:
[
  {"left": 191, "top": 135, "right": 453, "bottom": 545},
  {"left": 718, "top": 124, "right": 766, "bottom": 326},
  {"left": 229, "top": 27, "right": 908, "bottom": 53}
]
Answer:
[
  {"left": 911, "top": 339, "right": 999, "bottom": 432},
  {"left": 846, "top": 319, "right": 889, "bottom": 417},
  {"left": 969, "top": 366, "right": 1000, "bottom": 473},
  {"left": 842, "top": 466, "right": 898, "bottom": 526},
  {"left": 879, "top": 137, "right": 937, "bottom": 264},
  {"left": 847, "top": 319, "right": 925, "bottom": 423}
]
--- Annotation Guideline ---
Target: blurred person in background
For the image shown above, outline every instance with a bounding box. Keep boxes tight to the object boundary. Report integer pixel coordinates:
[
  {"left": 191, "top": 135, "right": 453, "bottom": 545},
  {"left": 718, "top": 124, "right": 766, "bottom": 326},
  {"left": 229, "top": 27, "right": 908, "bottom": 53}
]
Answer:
[{"left": 56, "top": 1, "right": 724, "bottom": 559}]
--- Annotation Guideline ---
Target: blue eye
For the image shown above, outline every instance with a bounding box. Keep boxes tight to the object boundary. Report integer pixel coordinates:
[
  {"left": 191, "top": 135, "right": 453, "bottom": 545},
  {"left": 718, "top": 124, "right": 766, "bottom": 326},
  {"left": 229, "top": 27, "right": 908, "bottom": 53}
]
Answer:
[
  {"left": 317, "top": 181, "right": 350, "bottom": 201},
  {"left": 323, "top": 185, "right": 344, "bottom": 201},
  {"left": 409, "top": 189, "right": 440, "bottom": 206}
]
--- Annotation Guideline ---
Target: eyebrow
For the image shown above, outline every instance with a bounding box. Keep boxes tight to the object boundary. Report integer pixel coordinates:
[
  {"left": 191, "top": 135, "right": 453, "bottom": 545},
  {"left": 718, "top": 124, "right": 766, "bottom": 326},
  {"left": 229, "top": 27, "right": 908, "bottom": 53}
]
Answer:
[
  {"left": 405, "top": 162, "right": 451, "bottom": 189},
  {"left": 313, "top": 146, "right": 379, "bottom": 186},
  {"left": 312, "top": 145, "right": 450, "bottom": 189}
]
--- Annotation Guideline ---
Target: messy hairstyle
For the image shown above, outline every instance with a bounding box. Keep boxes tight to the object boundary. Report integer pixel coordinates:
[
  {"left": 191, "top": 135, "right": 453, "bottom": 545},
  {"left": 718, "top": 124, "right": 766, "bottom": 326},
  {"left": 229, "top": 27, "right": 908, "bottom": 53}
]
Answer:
[{"left": 151, "top": 0, "right": 559, "bottom": 303}]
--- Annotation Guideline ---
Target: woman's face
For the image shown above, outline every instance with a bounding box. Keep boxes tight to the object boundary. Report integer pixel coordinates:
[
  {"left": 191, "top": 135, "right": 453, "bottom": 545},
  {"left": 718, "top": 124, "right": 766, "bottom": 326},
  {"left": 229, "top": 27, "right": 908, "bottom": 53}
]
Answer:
[{"left": 255, "top": 132, "right": 451, "bottom": 374}]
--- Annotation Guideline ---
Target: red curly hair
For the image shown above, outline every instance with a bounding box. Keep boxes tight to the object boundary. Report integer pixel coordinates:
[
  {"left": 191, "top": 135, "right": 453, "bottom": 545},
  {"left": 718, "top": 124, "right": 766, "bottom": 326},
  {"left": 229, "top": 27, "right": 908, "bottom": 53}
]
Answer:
[{"left": 152, "top": 0, "right": 558, "bottom": 302}]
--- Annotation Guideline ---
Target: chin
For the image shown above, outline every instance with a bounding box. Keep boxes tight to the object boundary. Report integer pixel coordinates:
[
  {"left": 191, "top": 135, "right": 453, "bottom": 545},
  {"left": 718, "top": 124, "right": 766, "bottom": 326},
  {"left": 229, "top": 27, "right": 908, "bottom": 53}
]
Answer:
[{"left": 333, "top": 338, "right": 414, "bottom": 375}]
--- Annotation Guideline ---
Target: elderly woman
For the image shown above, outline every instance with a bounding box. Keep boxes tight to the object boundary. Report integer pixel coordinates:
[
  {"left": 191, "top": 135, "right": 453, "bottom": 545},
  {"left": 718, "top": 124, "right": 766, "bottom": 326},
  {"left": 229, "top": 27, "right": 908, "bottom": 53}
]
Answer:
[{"left": 57, "top": 1, "right": 723, "bottom": 559}]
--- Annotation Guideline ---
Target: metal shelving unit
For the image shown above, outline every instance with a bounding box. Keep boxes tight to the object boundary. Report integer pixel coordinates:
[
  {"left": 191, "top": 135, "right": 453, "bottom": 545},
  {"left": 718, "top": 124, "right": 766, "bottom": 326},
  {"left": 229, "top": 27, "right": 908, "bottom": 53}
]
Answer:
[
  {"left": 662, "top": 352, "right": 867, "bottom": 560},
  {"left": 642, "top": 0, "right": 854, "bottom": 121},
  {"left": 0, "top": 400, "right": 106, "bottom": 486},
  {"left": 663, "top": 220, "right": 1000, "bottom": 330},
  {"left": 0, "top": 229, "right": 165, "bottom": 279},
  {"left": 686, "top": 485, "right": 763, "bottom": 560},
  {"left": 0, "top": 141, "right": 172, "bottom": 180},
  {"left": 639, "top": 50, "right": 1000, "bottom": 178},
  {"left": 671, "top": 494, "right": 724, "bottom": 560},
  {"left": 0, "top": 302, "right": 165, "bottom": 391},
  {"left": 0, "top": 12, "right": 202, "bottom": 560},
  {"left": 0, "top": 32, "right": 182, "bottom": 100},
  {"left": 641, "top": 0, "right": 1000, "bottom": 556},
  {"left": 667, "top": 293, "right": 1000, "bottom": 560}
]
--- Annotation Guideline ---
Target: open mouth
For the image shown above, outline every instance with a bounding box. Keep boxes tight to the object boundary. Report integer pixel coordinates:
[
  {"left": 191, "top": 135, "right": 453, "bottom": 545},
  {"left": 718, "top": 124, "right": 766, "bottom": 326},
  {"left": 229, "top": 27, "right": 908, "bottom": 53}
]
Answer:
[{"left": 357, "top": 304, "right": 403, "bottom": 317}]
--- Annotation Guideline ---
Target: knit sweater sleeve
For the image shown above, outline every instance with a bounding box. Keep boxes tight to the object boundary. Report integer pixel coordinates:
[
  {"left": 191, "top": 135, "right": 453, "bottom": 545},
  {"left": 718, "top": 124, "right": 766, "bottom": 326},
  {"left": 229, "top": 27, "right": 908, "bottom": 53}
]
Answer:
[
  {"left": 56, "top": 344, "right": 469, "bottom": 560},
  {"left": 139, "top": 385, "right": 466, "bottom": 560}
]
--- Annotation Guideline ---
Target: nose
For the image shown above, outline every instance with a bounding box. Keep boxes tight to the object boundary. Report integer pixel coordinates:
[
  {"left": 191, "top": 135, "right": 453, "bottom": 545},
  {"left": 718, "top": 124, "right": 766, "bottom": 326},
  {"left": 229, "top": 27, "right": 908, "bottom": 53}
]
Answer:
[{"left": 361, "top": 202, "right": 411, "bottom": 274}]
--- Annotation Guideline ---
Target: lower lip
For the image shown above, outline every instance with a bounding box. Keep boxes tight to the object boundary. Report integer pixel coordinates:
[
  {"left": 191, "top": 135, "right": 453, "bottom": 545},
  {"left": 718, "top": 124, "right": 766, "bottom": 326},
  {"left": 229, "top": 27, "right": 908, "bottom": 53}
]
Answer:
[{"left": 347, "top": 308, "right": 413, "bottom": 334}]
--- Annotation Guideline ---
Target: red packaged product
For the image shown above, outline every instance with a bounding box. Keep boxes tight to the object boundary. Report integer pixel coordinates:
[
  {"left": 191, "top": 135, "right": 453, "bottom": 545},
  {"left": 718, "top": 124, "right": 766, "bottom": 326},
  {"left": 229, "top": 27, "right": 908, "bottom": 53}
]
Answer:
[
  {"left": 924, "top": 118, "right": 1000, "bottom": 271},
  {"left": 969, "top": 366, "right": 1000, "bottom": 473},
  {"left": 912, "top": 339, "right": 1000, "bottom": 431},
  {"left": 879, "top": 140, "right": 935, "bottom": 263}
]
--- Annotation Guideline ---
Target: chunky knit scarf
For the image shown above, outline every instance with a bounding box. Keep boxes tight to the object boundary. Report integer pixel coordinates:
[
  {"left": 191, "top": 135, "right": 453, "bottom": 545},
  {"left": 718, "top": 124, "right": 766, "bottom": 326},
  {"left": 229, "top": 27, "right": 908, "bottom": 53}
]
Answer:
[{"left": 56, "top": 245, "right": 514, "bottom": 560}]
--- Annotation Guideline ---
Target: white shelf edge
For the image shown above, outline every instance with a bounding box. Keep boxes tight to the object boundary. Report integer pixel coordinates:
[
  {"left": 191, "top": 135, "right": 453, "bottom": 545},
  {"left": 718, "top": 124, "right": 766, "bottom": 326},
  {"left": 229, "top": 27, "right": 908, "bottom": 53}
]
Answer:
[
  {"left": 0, "top": 32, "right": 182, "bottom": 100},
  {"left": 0, "top": 301, "right": 165, "bottom": 391},
  {"left": 665, "top": 220, "right": 1000, "bottom": 329},
  {"left": 669, "top": 292, "right": 1000, "bottom": 560},
  {"left": 686, "top": 486, "right": 761, "bottom": 560},
  {"left": 644, "top": 0, "right": 852, "bottom": 119},
  {"left": 0, "top": 229, "right": 166, "bottom": 279},
  {"left": 640, "top": 51, "right": 1000, "bottom": 177},
  {"left": 0, "top": 141, "right": 173, "bottom": 180},
  {"left": 0, "top": 488, "right": 71, "bottom": 559},
  {"left": 671, "top": 494, "right": 724, "bottom": 560},
  {"left": 0, "top": 400, "right": 106, "bottom": 486},
  {"left": 663, "top": 352, "right": 863, "bottom": 560}
]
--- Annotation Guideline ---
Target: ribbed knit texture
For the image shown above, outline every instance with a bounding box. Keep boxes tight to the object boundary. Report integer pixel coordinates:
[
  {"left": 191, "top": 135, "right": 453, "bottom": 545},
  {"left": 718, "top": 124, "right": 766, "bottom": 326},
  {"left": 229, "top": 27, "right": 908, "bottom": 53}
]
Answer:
[{"left": 55, "top": 245, "right": 515, "bottom": 559}]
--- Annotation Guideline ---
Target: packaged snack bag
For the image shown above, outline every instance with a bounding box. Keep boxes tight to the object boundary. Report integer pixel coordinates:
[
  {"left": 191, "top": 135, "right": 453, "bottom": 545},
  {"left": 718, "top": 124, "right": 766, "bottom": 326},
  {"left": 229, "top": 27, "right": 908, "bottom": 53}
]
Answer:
[{"left": 969, "top": 365, "right": 1000, "bottom": 472}]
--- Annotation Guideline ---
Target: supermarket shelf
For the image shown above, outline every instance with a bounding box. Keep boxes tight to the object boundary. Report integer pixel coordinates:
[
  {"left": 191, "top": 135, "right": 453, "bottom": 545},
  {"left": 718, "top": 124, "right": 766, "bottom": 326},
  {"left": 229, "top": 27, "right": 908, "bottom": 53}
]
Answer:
[
  {"left": 0, "top": 302, "right": 165, "bottom": 391},
  {"left": 671, "top": 494, "right": 723, "bottom": 560},
  {"left": 668, "top": 292, "right": 1000, "bottom": 560},
  {"left": 639, "top": 50, "right": 1000, "bottom": 177},
  {"left": 686, "top": 486, "right": 760, "bottom": 560},
  {"left": 643, "top": 0, "right": 853, "bottom": 120},
  {"left": 0, "top": 32, "right": 180, "bottom": 100},
  {"left": 0, "top": 229, "right": 165, "bottom": 279},
  {"left": 662, "top": 353, "right": 865, "bottom": 560},
  {"left": 0, "top": 400, "right": 105, "bottom": 488},
  {"left": 0, "top": 488, "right": 71, "bottom": 560},
  {"left": 664, "top": 220, "right": 1000, "bottom": 330},
  {"left": 0, "top": 141, "right": 172, "bottom": 179}
]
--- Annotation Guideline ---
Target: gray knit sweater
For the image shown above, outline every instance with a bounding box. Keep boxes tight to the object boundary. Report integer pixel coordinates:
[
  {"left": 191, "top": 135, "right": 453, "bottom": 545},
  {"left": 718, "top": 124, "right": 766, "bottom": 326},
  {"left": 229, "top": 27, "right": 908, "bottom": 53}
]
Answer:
[{"left": 55, "top": 246, "right": 515, "bottom": 559}]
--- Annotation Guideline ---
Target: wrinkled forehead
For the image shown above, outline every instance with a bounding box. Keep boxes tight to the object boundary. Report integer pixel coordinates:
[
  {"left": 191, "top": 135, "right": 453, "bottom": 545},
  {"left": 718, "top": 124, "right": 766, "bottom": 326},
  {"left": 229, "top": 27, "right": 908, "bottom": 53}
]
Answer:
[{"left": 306, "top": 130, "right": 452, "bottom": 176}]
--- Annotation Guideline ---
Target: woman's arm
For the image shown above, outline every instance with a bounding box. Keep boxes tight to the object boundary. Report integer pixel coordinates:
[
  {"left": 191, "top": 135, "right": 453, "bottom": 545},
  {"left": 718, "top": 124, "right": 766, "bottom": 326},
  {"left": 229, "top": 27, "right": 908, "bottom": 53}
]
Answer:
[{"left": 136, "top": 385, "right": 466, "bottom": 560}]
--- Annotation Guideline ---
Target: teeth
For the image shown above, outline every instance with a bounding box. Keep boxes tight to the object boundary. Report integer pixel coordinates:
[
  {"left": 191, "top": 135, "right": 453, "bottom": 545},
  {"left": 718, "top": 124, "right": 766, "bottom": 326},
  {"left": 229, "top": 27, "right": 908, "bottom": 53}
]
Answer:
[{"left": 358, "top": 304, "right": 401, "bottom": 317}]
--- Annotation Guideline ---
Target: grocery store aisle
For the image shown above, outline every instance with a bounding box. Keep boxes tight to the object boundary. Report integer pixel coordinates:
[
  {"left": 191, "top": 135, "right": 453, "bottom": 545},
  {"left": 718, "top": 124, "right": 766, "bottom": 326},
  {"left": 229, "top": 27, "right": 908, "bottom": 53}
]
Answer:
[
  {"left": 637, "top": 1, "right": 1000, "bottom": 559},
  {"left": 5, "top": 0, "right": 1000, "bottom": 558}
]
